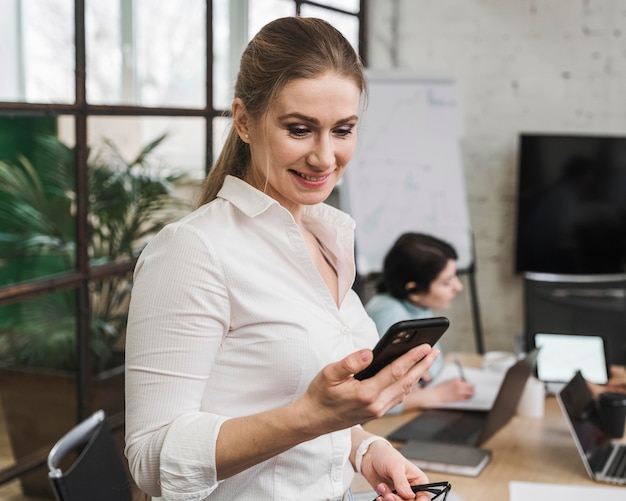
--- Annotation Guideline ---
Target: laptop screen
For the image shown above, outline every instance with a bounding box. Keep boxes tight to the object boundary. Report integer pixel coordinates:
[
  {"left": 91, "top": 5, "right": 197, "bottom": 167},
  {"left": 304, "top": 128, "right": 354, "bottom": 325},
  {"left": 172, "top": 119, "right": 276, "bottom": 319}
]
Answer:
[
  {"left": 557, "top": 371, "right": 612, "bottom": 463},
  {"left": 533, "top": 333, "right": 609, "bottom": 384}
]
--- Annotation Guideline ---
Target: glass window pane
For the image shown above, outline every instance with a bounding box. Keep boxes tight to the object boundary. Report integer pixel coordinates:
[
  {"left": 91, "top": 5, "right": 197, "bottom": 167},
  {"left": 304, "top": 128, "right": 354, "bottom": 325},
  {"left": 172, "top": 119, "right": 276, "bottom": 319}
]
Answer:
[
  {"left": 0, "top": 117, "right": 77, "bottom": 287},
  {"left": 0, "top": 0, "right": 75, "bottom": 103},
  {"left": 212, "top": 115, "right": 232, "bottom": 167},
  {"left": 86, "top": 0, "right": 206, "bottom": 108},
  {"left": 0, "top": 290, "right": 79, "bottom": 495},
  {"left": 135, "top": 0, "right": 206, "bottom": 108},
  {"left": 84, "top": 1, "right": 121, "bottom": 105},
  {"left": 313, "top": 0, "right": 360, "bottom": 14},
  {"left": 0, "top": 292, "right": 77, "bottom": 371},
  {"left": 89, "top": 275, "right": 132, "bottom": 374},
  {"left": 0, "top": 280, "right": 129, "bottom": 374},
  {"left": 300, "top": 6, "right": 359, "bottom": 50},
  {"left": 213, "top": 0, "right": 232, "bottom": 110},
  {"left": 214, "top": 0, "right": 294, "bottom": 110},
  {"left": 0, "top": 284, "right": 124, "bottom": 495},
  {"left": 87, "top": 117, "right": 196, "bottom": 262},
  {"left": 248, "top": 0, "right": 295, "bottom": 39},
  {"left": 223, "top": 2, "right": 359, "bottom": 108},
  {"left": 88, "top": 115, "right": 206, "bottom": 179}
]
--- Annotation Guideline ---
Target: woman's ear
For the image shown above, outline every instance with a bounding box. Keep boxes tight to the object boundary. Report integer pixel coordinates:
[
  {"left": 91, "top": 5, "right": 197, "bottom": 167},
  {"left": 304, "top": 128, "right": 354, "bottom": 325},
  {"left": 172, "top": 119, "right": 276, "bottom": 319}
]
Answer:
[
  {"left": 232, "top": 98, "right": 251, "bottom": 143},
  {"left": 405, "top": 281, "right": 423, "bottom": 303}
]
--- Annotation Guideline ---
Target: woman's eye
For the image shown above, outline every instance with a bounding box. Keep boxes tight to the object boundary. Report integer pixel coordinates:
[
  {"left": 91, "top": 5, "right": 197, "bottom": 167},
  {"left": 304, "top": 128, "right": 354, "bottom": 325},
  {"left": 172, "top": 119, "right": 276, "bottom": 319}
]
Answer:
[
  {"left": 334, "top": 126, "right": 354, "bottom": 137},
  {"left": 288, "top": 125, "right": 310, "bottom": 137}
]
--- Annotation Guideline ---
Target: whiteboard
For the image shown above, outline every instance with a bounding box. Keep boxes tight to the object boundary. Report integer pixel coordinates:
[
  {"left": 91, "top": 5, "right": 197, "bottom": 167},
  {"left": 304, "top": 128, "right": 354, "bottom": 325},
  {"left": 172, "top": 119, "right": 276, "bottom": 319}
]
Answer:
[{"left": 341, "top": 72, "right": 473, "bottom": 274}]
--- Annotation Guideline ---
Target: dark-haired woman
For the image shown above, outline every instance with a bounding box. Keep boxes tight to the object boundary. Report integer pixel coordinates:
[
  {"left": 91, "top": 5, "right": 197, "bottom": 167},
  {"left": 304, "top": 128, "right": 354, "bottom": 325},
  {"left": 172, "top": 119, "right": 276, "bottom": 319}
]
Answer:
[{"left": 366, "top": 233, "right": 474, "bottom": 412}]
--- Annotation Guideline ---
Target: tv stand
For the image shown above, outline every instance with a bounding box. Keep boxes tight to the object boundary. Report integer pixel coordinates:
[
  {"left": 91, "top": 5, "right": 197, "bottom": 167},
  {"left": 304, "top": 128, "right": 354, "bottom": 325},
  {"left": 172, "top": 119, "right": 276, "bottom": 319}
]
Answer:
[{"left": 523, "top": 272, "right": 626, "bottom": 365}]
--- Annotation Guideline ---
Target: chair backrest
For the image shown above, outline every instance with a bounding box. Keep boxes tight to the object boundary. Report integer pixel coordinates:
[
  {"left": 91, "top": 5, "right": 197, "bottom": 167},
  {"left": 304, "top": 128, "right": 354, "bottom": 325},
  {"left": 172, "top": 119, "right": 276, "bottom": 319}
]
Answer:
[{"left": 47, "top": 409, "right": 133, "bottom": 501}]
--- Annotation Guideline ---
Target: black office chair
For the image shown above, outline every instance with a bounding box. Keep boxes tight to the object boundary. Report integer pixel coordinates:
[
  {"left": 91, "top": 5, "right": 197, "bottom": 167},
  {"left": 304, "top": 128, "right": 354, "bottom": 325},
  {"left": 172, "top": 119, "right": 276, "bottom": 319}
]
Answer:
[{"left": 47, "top": 409, "right": 133, "bottom": 501}]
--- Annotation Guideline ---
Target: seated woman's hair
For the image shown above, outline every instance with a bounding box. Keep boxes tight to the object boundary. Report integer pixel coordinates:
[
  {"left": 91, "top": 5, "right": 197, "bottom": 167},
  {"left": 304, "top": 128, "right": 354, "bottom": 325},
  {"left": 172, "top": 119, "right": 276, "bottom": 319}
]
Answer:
[{"left": 378, "top": 232, "right": 458, "bottom": 299}]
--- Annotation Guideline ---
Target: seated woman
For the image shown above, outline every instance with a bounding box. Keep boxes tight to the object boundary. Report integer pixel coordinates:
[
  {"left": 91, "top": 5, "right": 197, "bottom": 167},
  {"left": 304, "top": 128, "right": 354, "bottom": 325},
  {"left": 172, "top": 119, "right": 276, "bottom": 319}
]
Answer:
[{"left": 365, "top": 232, "right": 475, "bottom": 412}]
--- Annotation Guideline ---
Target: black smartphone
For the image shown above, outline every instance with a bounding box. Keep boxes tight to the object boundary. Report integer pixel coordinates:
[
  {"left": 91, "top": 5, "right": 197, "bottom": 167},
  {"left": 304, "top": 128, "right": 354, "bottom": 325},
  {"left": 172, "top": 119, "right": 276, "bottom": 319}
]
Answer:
[{"left": 354, "top": 317, "right": 450, "bottom": 380}]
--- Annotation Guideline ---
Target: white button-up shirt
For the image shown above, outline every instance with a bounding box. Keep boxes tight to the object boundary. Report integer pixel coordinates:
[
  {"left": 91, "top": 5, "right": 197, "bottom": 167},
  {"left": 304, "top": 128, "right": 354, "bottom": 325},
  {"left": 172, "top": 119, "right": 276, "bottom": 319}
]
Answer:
[{"left": 125, "top": 176, "right": 378, "bottom": 500}]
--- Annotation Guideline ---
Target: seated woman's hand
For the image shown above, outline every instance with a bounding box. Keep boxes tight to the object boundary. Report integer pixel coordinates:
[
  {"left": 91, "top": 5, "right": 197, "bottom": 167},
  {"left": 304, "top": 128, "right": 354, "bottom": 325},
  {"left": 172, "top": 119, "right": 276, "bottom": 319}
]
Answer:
[
  {"left": 433, "top": 378, "right": 475, "bottom": 403},
  {"left": 401, "top": 377, "right": 474, "bottom": 410},
  {"left": 588, "top": 365, "right": 626, "bottom": 398},
  {"left": 606, "top": 365, "right": 626, "bottom": 393}
]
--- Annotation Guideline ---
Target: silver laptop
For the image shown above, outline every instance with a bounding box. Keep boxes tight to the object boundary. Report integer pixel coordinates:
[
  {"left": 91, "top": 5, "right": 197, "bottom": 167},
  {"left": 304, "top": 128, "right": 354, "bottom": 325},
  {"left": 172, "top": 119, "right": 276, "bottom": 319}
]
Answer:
[
  {"left": 387, "top": 350, "right": 538, "bottom": 446},
  {"left": 557, "top": 371, "right": 626, "bottom": 485}
]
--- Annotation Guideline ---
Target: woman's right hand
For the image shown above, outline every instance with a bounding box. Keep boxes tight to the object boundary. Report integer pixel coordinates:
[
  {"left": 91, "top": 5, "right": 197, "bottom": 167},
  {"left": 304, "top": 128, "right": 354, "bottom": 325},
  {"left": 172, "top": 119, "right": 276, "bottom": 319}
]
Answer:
[{"left": 295, "top": 344, "right": 440, "bottom": 435}]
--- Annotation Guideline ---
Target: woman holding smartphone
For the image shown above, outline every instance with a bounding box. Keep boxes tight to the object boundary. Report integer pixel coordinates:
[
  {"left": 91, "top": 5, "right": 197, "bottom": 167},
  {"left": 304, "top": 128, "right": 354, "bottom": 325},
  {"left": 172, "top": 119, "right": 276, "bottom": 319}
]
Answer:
[{"left": 125, "top": 17, "right": 438, "bottom": 501}]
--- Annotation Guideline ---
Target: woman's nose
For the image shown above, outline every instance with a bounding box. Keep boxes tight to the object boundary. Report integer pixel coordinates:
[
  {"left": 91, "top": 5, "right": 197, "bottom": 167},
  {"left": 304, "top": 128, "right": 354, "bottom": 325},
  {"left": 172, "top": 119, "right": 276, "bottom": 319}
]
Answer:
[{"left": 307, "top": 136, "right": 335, "bottom": 170}]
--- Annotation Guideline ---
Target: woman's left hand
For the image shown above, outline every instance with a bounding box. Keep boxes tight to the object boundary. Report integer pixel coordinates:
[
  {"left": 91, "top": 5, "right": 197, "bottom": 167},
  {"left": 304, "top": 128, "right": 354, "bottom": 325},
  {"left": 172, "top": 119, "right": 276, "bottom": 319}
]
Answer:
[{"left": 360, "top": 440, "right": 432, "bottom": 501}]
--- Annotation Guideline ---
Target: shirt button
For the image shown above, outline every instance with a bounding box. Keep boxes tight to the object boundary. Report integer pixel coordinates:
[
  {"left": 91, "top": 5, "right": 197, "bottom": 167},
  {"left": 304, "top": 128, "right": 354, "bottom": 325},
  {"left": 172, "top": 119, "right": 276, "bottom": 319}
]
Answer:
[
  {"left": 341, "top": 325, "right": 351, "bottom": 335},
  {"left": 332, "top": 470, "right": 342, "bottom": 482}
]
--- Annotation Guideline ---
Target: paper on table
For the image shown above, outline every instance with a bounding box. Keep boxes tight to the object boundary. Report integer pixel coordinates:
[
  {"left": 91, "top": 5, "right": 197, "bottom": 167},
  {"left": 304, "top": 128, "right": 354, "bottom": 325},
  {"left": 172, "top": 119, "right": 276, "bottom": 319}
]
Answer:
[
  {"left": 424, "top": 364, "right": 506, "bottom": 411},
  {"left": 509, "top": 481, "right": 625, "bottom": 500}
]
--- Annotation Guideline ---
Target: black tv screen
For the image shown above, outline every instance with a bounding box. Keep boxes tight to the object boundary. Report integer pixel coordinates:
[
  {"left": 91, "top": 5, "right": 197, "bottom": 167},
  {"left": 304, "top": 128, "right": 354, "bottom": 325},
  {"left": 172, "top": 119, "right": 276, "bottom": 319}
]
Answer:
[{"left": 515, "top": 133, "right": 626, "bottom": 275}]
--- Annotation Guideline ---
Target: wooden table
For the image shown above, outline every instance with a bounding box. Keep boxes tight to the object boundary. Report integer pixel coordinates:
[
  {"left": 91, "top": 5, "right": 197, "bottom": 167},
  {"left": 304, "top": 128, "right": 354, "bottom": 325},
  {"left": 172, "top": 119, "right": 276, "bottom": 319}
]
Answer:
[{"left": 351, "top": 353, "right": 626, "bottom": 501}]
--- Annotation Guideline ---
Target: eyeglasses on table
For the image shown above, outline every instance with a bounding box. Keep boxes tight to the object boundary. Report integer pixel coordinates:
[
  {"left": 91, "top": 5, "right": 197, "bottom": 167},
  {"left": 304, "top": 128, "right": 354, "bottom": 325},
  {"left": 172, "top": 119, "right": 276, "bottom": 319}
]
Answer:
[{"left": 371, "top": 481, "right": 452, "bottom": 500}]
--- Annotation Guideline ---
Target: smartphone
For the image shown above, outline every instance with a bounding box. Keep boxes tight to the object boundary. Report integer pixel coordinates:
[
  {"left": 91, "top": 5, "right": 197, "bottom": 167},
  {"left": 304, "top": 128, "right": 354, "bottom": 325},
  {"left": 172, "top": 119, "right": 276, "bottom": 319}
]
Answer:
[{"left": 354, "top": 317, "right": 450, "bottom": 380}]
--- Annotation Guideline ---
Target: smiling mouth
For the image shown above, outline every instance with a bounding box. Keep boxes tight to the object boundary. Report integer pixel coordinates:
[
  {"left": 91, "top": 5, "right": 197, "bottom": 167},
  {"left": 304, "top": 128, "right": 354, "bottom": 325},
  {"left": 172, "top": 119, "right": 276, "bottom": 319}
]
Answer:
[{"left": 291, "top": 170, "right": 329, "bottom": 182}]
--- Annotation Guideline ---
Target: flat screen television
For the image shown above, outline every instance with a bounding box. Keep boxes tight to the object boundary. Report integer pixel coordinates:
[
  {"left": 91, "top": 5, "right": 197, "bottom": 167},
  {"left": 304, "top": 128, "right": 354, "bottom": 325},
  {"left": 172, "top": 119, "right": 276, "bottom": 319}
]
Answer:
[{"left": 515, "top": 133, "right": 626, "bottom": 275}]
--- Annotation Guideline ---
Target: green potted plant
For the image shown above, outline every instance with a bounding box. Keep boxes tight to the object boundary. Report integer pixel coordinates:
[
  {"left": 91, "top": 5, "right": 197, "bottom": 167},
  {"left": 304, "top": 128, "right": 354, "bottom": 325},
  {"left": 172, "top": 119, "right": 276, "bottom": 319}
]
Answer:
[{"left": 0, "top": 133, "right": 190, "bottom": 497}]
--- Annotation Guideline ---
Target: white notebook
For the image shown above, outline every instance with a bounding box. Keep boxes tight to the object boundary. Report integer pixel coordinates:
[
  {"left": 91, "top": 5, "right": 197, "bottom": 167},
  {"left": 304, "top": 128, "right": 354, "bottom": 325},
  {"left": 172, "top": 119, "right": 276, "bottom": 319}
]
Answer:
[{"left": 425, "top": 364, "right": 506, "bottom": 411}]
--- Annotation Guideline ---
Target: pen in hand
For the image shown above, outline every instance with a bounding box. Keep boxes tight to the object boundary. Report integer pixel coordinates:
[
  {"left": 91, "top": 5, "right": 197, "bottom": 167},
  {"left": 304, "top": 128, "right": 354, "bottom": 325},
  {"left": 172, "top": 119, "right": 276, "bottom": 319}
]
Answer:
[{"left": 454, "top": 356, "right": 467, "bottom": 381}]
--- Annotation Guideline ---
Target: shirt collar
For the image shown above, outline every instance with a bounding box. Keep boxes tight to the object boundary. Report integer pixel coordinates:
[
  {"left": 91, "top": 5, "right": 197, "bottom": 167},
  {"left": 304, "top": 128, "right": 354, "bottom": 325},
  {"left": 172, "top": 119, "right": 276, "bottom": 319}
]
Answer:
[
  {"left": 217, "top": 175, "right": 357, "bottom": 299},
  {"left": 217, "top": 175, "right": 356, "bottom": 231},
  {"left": 217, "top": 175, "right": 278, "bottom": 218}
]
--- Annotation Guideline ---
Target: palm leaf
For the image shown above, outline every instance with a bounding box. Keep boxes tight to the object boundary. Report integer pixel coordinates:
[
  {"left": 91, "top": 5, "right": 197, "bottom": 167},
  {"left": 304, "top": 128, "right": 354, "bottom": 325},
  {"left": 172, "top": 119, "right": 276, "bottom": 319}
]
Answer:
[{"left": 0, "top": 133, "right": 190, "bottom": 373}]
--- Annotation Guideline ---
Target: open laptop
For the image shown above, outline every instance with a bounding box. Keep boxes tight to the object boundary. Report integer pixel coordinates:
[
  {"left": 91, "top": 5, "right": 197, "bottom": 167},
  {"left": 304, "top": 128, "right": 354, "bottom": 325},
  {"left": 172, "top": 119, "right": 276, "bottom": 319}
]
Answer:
[
  {"left": 387, "top": 350, "right": 538, "bottom": 446},
  {"left": 556, "top": 371, "right": 626, "bottom": 485}
]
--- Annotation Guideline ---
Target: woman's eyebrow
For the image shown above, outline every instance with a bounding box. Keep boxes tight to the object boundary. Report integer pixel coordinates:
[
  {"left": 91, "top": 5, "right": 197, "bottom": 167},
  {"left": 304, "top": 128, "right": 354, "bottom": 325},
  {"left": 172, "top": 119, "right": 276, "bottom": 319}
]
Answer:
[{"left": 278, "top": 112, "right": 359, "bottom": 125}]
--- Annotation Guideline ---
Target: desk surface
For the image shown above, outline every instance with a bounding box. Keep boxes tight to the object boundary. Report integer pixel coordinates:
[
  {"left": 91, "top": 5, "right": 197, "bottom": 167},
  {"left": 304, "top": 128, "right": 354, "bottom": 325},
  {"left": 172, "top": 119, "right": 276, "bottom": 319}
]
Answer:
[{"left": 352, "top": 353, "right": 625, "bottom": 501}]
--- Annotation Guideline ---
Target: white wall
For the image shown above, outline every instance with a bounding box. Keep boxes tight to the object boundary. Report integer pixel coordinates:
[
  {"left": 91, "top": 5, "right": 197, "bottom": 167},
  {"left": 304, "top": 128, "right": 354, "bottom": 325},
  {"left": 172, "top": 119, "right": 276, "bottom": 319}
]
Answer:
[{"left": 367, "top": 0, "right": 626, "bottom": 354}]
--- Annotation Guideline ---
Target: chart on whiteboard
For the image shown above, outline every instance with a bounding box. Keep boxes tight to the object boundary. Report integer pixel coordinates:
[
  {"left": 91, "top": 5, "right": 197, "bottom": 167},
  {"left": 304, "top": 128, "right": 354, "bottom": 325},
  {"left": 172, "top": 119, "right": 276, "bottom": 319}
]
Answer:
[{"left": 341, "top": 73, "right": 472, "bottom": 274}]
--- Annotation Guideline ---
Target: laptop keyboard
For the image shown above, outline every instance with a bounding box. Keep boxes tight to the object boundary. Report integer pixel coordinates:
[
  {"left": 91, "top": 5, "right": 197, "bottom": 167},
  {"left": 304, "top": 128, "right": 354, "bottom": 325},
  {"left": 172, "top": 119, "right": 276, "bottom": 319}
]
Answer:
[{"left": 432, "top": 413, "right": 485, "bottom": 444}]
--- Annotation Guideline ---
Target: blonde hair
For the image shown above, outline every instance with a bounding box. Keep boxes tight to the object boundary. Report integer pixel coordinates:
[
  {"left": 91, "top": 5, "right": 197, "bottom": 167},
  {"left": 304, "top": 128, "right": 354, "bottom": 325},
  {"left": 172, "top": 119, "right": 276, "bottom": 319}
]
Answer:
[{"left": 197, "top": 16, "right": 366, "bottom": 206}]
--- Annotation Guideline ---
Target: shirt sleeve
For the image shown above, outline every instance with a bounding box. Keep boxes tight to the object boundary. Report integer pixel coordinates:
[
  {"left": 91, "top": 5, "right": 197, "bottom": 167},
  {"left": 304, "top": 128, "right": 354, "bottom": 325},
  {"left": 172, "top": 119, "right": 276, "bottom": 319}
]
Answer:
[{"left": 124, "top": 222, "right": 230, "bottom": 498}]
